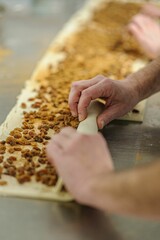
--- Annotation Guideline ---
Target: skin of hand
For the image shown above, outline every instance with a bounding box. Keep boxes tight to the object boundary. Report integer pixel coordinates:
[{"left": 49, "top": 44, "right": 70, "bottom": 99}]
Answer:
[
  {"left": 69, "top": 75, "right": 140, "bottom": 129},
  {"left": 128, "top": 13, "right": 160, "bottom": 59},
  {"left": 46, "top": 127, "right": 114, "bottom": 203},
  {"left": 141, "top": 3, "right": 160, "bottom": 18}
]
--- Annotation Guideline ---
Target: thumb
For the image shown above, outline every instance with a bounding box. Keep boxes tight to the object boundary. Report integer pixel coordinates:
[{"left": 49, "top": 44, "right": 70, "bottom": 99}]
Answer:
[{"left": 97, "top": 105, "right": 121, "bottom": 129}]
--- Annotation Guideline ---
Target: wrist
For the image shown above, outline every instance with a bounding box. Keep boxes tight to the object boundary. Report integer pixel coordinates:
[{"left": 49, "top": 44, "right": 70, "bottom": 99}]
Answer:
[
  {"left": 79, "top": 171, "right": 114, "bottom": 210},
  {"left": 122, "top": 76, "right": 142, "bottom": 104},
  {"left": 125, "top": 57, "right": 160, "bottom": 100}
]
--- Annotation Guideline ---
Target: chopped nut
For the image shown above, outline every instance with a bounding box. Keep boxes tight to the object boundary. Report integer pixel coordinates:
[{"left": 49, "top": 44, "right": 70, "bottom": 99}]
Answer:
[
  {"left": 23, "top": 130, "right": 29, "bottom": 135},
  {"left": 0, "top": 166, "right": 3, "bottom": 175},
  {"left": 31, "top": 102, "right": 42, "bottom": 108},
  {"left": 6, "top": 136, "right": 17, "bottom": 146},
  {"left": 14, "top": 128, "right": 22, "bottom": 132},
  {"left": 21, "top": 103, "right": 27, "bottom": 109},
  {"left": 17, "top": 167, "right": 25, "bottom": 175},
  {"left": 3, "top": 163, "right": 10, "bottom": 169},
  {"left": 8, "top": 147, "right": 15, "bottom": 154},
  {"left": 38, "top": 158, "right": 46, "bottom": 164},
  {"left": 28, "top": 98, "right": 35, "bottom": 101},
  {"left": 5, "top": 166, "right": 16, "bottom": 177},
  {"left": 0, "top": 149, "right": 5, "bottom": 154},
  {"left": 34, "top": 136, "right": 43, "bottom": 143},
  {"left": 0, "top": 156, "right": 4, "bottom": 163},
  {"left": 7, "top": 156, "right": 17, "bottom": 164},
  {"left": 41, "top": 175, "right": 57, "bottom": 186},
  {"left": 0, "top": 144, "right": 6, "bottom": 150},
  {"left": 29, "top": 130, "right": 36, "bottom": 138},
  {"left": 13, "top": 133, "right": 22, "bottom": 139},
  {"left": 14, "top": 147, "right": 21, "bottom": 151},
  {"left": 17, "top": 175, "right": 31, "bottom": 184},
  {"left": 0, "top": 181, "right": 7, "bottom": 186}
]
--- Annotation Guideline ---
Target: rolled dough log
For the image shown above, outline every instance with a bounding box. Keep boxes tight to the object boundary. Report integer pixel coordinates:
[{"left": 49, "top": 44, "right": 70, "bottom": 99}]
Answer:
[{"left": 77, "top": 101, "right": 104, "bottom": 134}]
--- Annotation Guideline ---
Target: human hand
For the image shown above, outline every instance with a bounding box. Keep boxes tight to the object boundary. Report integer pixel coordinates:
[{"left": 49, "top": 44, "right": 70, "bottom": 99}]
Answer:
[
  {"left": 47, "top": 127, "right": 114, "bottom": 204},
  {"left": 128, "top": 14, "right": 160, "bottom": 59},
  {"left": 69, "top": 75, "right": 139, "bottom": 129},
  {"left": 141, "top": 3, "right": 160, "bottom": 19}
]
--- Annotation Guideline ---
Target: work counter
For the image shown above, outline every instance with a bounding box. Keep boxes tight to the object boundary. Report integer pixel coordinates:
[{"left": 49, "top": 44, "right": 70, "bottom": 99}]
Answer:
[{"left": 0, "top": 1, "right": 160, "bottom": 239}]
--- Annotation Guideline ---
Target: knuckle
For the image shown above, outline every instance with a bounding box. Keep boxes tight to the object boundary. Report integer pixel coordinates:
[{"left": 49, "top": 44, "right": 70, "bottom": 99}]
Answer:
[
  {"left": 81, "top": 89, "right": 89, "bottom": 98},
  {"left": 94, "top": 74, "right": 106, "bottom": 82},
  {"left": 132, "top": 14, "right": 138, "bottom": 21},
  {"left": 61, "top": 126, "right": 75, "bottom": 134},
  {"left": 103, "top": 76, "right": 111, "bottom": 82},
  {"left": 60, "top": 127, "right": 69, "bottom": 132},
  {"left": 67, "top": 138, "right": 77, "bottom": 150},
  {"left": 75, "top": 133, "right": 88, "bottom": 142},
  {"left": 52, "top": 134, "right": 60, "bottom": 142},
  {"left": 103, "top": 78, "right": 113, "bottom": 87},
  {"left": 133, "top": 14, "right": 141, "bottom": 23},
  {"left": 71, "top": 81, "right": 80, "bottom": 89},
  {"left": 96, "top": 74, "right": 105, "bottom": 79}
]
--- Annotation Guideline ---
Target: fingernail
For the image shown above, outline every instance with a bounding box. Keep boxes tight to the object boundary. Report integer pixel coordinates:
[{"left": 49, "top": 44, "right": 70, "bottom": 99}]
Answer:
[
  {"left": 100, "top": 121, "right": 105, "bottom": 129},
  {"left": 71, "top": 111, "right": 77, "bottom": 117},
  {"left": 79, "top": 115, "right": 84, "bottom": 121}
]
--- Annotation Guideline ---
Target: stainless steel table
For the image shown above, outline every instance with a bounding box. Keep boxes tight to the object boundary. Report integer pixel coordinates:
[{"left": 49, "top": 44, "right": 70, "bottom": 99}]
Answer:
[{"left": 0, "top": 1, "right": 160, "bottom": 239}]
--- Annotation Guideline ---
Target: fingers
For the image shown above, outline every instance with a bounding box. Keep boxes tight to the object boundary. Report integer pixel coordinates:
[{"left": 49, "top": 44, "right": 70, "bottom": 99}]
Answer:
[
  {"left": 77, "top": 81, "right": 107, "bottom": 121},
  {"left": 128, "top": 22, "right": 144, "bottom": 43},
  {"left": 97, "top": 105, "right": 123, "bottom": 129},
  {"left": 60, "top": 126, "right": 76, "bottom": 137},
  {"left": 128, "top": 13, "right": 160, "bottom": 59},
  {"left": 128, "top": 14, "right": 146, "bottom": 35},
  {"left": 141, "top": 4, "right": 160, "bottom": 18},
  {"left": 128, "top": 14, "right": 153, "bottom": 45},
  {"left": 52, "top": 127, "right": 76, "bottom": 148},
  {"left": 135, "top": 14, "right": 152, "bottom": 30},
  {"left": 46, "top": 140, "right": 62, "bottom": 165},
  {"left": 128, "top": 14, "right": 156, "bottom": 34},
  {"left": 46, "top": 127, "right": 76, "bottom": 164},
  {"left": 69, "top": 81, "right": 92, "bottom": 117},
  {"left": 69, "top": 75, "right": 105, "bottom": 118}
]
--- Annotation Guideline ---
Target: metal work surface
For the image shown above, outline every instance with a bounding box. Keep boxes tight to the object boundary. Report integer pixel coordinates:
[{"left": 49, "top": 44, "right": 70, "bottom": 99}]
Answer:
[{"left": 0, "top": 0, "right": 160, "bottom": 239}]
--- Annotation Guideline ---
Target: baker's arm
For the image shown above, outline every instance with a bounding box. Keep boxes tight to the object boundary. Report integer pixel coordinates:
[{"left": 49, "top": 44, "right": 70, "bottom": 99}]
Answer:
[
  {"left": 87, "top": 160, "right": 160, "bottom": 219},
  {"left": 69, "top": 57, "right": 160, "bottom": 128},
  {"left": 127, "top": 56, "right": 160, "bottom": 100},
  {"left": 141, "top": 3, "right": 160, "bottom": 18}
]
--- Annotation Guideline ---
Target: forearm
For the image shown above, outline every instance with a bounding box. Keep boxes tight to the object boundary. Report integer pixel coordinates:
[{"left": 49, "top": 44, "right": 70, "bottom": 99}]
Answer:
[
  {"left": 87, "top": 160, "right": 160, "bottom": 219},
  {"left": 126, "top": 57, "right": 160, "bottom": 101}
]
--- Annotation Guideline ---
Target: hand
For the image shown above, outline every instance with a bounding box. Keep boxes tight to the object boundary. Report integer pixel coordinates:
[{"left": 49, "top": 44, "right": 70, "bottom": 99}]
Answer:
[
  {"left": 46, "top": 127, "right": 114, "bottom": 204},
  {"left": 128, "top": 14, "right": 160, "bottom": 59},
  {"left": 69, "top": 75, "right": 139, "bottom": 129},
  {"left": 141, "top": 3, "right": 160, "bottom": 19}
]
